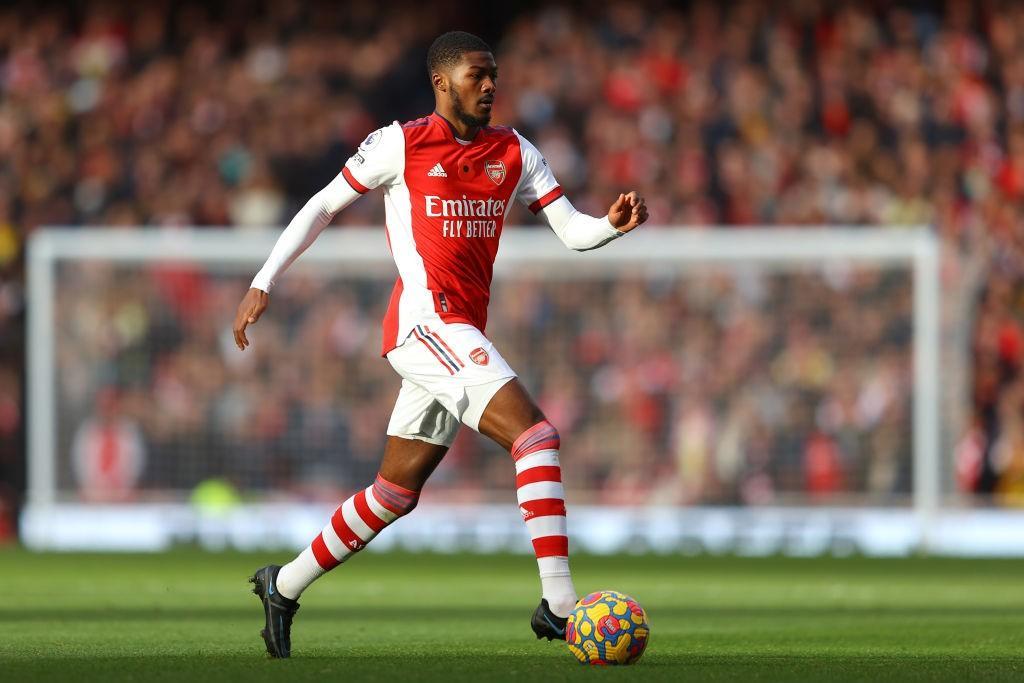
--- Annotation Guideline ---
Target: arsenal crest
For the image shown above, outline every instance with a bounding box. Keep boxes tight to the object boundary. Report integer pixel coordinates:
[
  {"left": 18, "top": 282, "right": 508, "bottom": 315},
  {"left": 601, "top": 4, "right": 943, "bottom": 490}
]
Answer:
[
  {"left": 470, "top": 347, "right": 490, "bottom": 366},
  {"left": 485, "top": 160, "right": 506, "bottom": 185}
]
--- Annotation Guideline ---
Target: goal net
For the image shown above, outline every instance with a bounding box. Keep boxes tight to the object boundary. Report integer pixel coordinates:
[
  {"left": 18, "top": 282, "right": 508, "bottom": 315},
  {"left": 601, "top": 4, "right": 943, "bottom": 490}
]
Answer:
[{"left": 24, "top": 226, "right": 970, "bottom": 555}]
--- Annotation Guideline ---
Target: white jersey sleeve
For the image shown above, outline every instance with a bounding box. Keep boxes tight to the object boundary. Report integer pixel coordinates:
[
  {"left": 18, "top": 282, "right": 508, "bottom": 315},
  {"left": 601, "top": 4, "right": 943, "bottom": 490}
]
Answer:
[
  {"left": 341, "top": 122, "right": 405, "bottom": 193},
  {"left": 514, "top": 131, "right": 565, "bottom": 213},
  {"left": 249, "top": 171, "right": 362, "bottom": 292},
  {"left": 515, "top": 131, "right": 623, "bottom": 251},
  {"left": 538, "top": 195, "right": 623, "bottom": 251},
  {"left": 249, "top": 123, "right": 405, "bottom": 293}
]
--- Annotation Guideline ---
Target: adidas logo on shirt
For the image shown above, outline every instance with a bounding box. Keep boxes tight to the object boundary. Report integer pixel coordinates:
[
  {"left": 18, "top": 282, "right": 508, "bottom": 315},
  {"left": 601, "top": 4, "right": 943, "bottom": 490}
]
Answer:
[{"left": 427, "top": 163, "right": 447, "bottom": 178}]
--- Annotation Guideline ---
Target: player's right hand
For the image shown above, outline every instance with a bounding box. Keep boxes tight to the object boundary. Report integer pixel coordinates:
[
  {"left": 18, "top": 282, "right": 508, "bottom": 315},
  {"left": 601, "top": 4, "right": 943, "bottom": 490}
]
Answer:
[
  {"left": 608, "top": 191, "right": 648, "bottom": 233},
  {"left": 233, "top": 288, "right": 269, "bottom": 350}
]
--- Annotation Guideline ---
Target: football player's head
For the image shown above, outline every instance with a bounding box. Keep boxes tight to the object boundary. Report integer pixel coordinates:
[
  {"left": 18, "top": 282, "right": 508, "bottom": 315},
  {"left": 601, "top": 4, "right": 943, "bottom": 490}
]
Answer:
[{"left": 428, "top": 31, "right": 496, "bottom": 128}]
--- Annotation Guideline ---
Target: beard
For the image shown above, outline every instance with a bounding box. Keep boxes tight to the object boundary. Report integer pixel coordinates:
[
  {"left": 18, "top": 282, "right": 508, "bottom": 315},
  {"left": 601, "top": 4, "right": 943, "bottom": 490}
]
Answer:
[{"left": 451, "top": 90, "right": 491, "bottom": 128}]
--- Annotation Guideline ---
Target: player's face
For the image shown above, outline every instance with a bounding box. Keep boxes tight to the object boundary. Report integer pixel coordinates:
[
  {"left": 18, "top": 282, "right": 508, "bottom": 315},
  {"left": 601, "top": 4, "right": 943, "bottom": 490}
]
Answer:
[{"left": 448, "top": 51, "right": 497, "bottom": 128}]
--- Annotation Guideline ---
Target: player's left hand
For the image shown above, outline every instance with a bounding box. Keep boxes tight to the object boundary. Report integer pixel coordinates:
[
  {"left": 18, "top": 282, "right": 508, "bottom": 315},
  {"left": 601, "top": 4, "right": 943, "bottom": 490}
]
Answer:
[{"left": 608, "top": 191, "right": 648, "bottom": 233}]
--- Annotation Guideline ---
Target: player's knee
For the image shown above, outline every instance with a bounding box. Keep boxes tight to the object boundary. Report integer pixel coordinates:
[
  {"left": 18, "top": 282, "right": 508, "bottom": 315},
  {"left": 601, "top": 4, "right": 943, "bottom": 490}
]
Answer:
[
  {"left": 372, "top": 474, "right": 420, "bottom": 516},
  {"left": 510, "top": 419, "right": 561, "bottom": 461}
]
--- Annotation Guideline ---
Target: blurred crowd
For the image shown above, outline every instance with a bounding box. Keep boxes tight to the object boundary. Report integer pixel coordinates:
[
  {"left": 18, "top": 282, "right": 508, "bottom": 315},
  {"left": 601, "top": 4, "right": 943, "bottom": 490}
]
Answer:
[
  {"left": 2, "top": 0, "right": 1023, "bottom": 507},
  {"left": 55, "top": 264, "right": 913, "bottom": 506}
]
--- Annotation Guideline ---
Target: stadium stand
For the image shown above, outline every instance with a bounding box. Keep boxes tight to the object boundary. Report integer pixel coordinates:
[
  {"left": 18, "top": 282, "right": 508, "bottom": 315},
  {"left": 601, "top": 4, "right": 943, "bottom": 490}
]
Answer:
[{"left": 1, "top": 1, "right": 1022, "bottom": 509}]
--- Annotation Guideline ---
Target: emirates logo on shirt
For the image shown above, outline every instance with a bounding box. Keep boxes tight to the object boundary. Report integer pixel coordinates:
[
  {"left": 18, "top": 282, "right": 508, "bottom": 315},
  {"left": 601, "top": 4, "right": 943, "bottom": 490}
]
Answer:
[
  {"left": 425, "top": 195, "right": 506, "bottom": 217},
  {"left": 470, "top": 347, "right": 490, "bottom": 366},
  {"left": 485, "top": 160, "right": 506, "bottom": 185}
]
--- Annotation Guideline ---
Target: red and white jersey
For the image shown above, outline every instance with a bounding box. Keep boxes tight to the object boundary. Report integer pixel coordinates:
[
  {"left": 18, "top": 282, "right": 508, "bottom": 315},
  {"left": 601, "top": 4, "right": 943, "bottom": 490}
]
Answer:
[{"left": 340, "top": 113, "right": 564, "bottom": 355}]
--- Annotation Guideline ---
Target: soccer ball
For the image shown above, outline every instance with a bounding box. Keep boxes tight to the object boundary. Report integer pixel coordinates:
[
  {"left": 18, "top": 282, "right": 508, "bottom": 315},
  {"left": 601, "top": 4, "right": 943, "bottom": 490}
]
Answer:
[{"left": 565, "top": 590, "right": 649, "bottom": 665}]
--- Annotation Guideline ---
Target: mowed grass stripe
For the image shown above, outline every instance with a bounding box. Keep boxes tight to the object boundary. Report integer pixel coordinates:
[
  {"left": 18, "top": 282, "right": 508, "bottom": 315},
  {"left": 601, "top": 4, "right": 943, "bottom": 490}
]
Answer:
[{"left": 2, "top": 549, "right": 1023, "bottom": 681}]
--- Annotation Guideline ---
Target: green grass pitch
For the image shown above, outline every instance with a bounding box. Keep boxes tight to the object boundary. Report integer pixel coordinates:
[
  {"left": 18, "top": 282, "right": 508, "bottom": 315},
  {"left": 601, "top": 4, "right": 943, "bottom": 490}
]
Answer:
[{"left": 2, "top": 548, "right": 1023, "bottom": 681}]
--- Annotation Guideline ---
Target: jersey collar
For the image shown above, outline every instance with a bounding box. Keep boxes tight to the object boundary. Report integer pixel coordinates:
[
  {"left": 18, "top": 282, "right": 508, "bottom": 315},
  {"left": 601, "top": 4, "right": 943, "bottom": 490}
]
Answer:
[{"left": 430, "top": 111, "right": 481, "bottom": 145}]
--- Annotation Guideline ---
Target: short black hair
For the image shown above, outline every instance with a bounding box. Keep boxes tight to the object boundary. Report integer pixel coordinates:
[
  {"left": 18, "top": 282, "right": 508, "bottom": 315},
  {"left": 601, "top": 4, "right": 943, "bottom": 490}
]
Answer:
[{"left": 427, "top": 31, "right": 492, "bottom": 78}]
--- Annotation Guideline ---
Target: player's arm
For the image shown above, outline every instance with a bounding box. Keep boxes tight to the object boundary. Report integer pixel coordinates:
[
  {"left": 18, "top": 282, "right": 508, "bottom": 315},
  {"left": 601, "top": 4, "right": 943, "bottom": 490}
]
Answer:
[
  {"left": 515, "top": 131, "right": 647, "bottom": 251},
  {"left": 233, "top": 123, "right": 403, "bottom": 350},
  {"left": 232, "top": 173, "right": 361, "bottom": 350},
  {"left": 538, "top": 191, "right": 647, "bottom": 252}
]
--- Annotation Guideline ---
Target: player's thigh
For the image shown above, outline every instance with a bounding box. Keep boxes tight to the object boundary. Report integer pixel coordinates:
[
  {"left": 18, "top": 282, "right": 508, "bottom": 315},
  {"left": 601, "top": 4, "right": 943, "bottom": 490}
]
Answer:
[
  {"left": 379, "top": 435, "right": 448, "bottom": 492},
  {"left": 474, "top": 378, "right": 546, "bottom": 452},
  {"left": 416, "top": 324, "right": 546, "bottom": 449}
]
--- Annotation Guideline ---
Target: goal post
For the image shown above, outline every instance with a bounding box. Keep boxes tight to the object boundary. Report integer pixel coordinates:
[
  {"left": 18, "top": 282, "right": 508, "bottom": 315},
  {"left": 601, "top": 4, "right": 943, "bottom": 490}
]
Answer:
[{"left": 22, "top": 225, "right": 987, "bottom": 555}]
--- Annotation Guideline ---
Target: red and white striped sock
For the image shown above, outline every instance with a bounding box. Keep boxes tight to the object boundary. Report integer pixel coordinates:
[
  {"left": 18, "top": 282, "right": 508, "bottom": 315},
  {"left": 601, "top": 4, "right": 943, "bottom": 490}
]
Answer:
[
  {"left": 512, "top": 420, "right": 577, "bottom": 618},
  {"left": 275, "top": 474, "right": 419, "bottom": 600}
]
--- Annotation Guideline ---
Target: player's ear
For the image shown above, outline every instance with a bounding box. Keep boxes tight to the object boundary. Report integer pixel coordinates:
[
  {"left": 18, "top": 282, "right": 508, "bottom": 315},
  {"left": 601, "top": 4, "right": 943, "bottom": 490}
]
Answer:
[{"left": 431, "top": 71, "right": 447, "bottom": 93}]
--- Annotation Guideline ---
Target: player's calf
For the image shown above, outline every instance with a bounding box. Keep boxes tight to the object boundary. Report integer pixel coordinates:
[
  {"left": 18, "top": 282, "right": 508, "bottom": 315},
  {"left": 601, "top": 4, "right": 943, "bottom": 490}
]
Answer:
[
  {"left": 249, "top": 474, "right": 418, "bottom": 657},
  {"left": 275, "top": 474, "right": 419, "bottom": 600},
  {"left": 512, "top": 420, "right": 578, "bottom": 621}
]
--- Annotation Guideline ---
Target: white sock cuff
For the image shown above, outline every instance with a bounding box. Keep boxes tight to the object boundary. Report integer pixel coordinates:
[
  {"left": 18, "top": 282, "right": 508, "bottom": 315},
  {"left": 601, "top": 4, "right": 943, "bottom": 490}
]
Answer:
[
  {"left": 276, "top": 546, "right": 324, "bottom": 600},
  {"left": 537, "top": 555, "right": 571, "bottom": 578}
]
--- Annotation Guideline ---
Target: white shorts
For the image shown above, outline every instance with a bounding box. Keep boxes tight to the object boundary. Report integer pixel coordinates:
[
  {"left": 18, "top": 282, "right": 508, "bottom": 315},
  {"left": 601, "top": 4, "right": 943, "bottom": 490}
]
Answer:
[{"left": 385, "top": 319, "right": 517, "bottom": 447}]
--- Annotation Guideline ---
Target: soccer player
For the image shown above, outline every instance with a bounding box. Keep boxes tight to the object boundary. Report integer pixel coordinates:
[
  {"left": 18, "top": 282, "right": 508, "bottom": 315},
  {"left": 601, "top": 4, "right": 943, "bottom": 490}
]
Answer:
[{"left": 235, "top": 31, "right": 648, "bottom": 658}]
